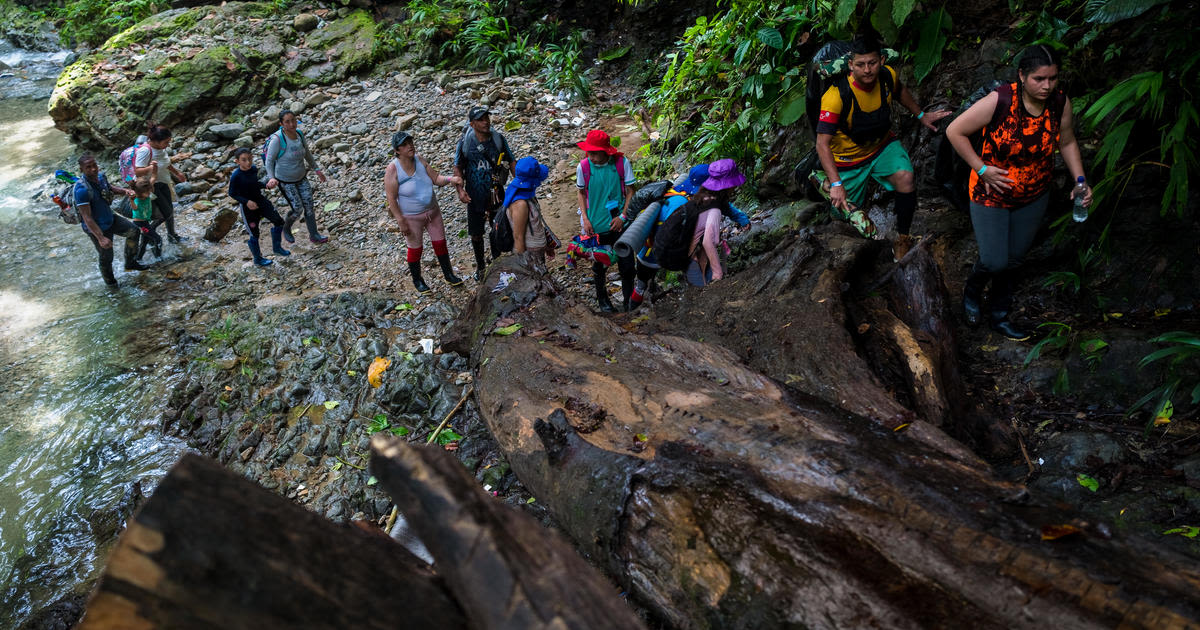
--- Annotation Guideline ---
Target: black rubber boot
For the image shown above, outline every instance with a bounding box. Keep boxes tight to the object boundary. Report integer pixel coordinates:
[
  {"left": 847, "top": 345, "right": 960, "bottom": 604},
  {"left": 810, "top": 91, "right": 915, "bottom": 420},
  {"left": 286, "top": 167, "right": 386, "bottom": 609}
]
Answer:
[
  {"left": 437, "top": 254, "right": 463, "bottom": 287},
  {"left": 989, "top": 271, "right": 1030, "bottom": 341},
  {"left": 247, "top": 238, "right": 273, "bottom": 266},
  {"left": 270, "top": 226, "right": 291, "bottom": 256},
  {"left": 123, "top": 235, "right": 148, "bottom": 271},
  {"left": 409, "top": 261, "right": 432, "bottom": 294},
  {"left": 471, "top": 237, "right": 487, "bottom": 281},
  {"left": 594, "top": 266, "right": 615, "bottom": 313},
  {"left": 963, "top": 262, "right": 990, "bottom": 327},
  {"left": 282, "top": 217, "right": 297, "bottom": 244}
]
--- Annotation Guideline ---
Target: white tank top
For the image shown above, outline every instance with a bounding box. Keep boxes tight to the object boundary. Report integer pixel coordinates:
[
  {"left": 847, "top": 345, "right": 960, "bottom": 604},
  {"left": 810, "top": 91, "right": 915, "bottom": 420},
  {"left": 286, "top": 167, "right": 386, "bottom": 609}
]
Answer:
[{"left": 393, "top": 156, "right": 434, "bottom": 215}]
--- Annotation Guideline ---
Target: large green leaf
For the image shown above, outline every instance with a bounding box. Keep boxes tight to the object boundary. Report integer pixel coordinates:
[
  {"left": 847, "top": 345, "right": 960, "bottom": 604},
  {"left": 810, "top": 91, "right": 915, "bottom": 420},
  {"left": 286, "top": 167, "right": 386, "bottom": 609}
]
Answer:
[
  {"left": 778, "top": 93, "right": 806, "bottom": 126},
  {"left": 834, "top": 0, "right": 858, "bottom": 28},
  {"left": 892, "top": 0, "right": 917, "bottom": 26},
  {"left": 1084, "top": 0, "right": 1171, "bottom": 23},
  {"left": 871, "top": 0, "right": 899, "bottom": 44},
  {"left": 913, "top": 8, "right": 951, "bottom": 83},
  {"left": 756, "top": 27, "right": 783, "bottom": 50}
]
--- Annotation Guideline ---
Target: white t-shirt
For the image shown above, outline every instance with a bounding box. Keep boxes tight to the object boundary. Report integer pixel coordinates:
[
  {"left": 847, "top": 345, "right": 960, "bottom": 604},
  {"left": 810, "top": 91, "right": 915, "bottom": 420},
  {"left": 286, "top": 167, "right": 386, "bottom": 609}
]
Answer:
[{"left": 134, "top": 144, "right": 171, "bottom": 184}]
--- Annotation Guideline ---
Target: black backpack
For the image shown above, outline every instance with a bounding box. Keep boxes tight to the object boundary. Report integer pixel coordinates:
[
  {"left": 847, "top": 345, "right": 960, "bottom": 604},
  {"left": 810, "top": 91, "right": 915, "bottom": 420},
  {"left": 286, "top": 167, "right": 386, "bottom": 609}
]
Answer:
[
  {"left": 489, "top": 208, "right": 515, "bottom": 255},
  {"left": 627, "top": 180, "right": 673, "bottom": 220},
  {"left": 653, "top": 199, "right": 704, "bottom": 272},
  {"left": 934, "top": 81, "right": 1066, "bottom": 211}
]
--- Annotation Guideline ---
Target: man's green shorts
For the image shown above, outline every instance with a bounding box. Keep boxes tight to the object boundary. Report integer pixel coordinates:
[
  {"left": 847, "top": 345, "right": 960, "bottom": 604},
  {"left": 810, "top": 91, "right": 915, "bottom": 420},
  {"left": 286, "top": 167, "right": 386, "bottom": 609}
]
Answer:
[{"left": 815, "top": 140, "right": 914, "bottom": 208}]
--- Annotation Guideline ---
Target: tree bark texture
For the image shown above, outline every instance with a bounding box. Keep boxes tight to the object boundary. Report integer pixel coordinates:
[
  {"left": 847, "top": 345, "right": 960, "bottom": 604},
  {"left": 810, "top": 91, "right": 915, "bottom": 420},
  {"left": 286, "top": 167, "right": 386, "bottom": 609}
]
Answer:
[
  {"left": 369, "top": 436, "right": 647, "bottom": 630},
  {"left": 77, "top": 454, "right": 468, "bottom": 630},
  {"left": 442, "top": 241, "right": 1200, "bottom": 629}
]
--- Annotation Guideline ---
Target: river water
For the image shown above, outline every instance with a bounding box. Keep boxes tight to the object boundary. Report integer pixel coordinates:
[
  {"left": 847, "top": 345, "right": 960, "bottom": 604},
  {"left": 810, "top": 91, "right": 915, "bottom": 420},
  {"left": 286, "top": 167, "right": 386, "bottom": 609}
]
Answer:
[{"left": 0, "top": 41, "right": 186, "bottom": 626}]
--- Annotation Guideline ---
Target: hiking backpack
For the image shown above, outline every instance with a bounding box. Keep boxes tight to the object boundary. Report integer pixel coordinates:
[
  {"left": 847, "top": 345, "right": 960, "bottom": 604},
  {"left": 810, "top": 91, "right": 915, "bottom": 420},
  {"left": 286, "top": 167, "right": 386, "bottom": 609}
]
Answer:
[
  {"left": 118, "top": 142, "right": 145, "bottom": 181},
  {"left": 652, "top": 198, "right": 703, "bottom": 272},
  {"left": 489, "top": 208, "right": 515, "bottom": 255},
  {"left": 933, "top": 81, "right": 1066, "bottom": 212},
  {"left": 625, "top": 179, "right": 673, "bottom": 220},
  {"left": 579, "top": 155, "right": 629, "bottom": 198},
  {"left": 261, "top": 129, "right": 306, "bottom": 166}
]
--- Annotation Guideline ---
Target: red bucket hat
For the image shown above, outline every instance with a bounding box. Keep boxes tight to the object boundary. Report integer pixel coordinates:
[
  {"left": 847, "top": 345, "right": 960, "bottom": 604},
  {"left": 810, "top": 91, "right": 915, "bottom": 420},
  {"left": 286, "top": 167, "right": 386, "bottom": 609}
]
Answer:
[{"left": 576, "top": 129, "right": 620, "bottom": 155}]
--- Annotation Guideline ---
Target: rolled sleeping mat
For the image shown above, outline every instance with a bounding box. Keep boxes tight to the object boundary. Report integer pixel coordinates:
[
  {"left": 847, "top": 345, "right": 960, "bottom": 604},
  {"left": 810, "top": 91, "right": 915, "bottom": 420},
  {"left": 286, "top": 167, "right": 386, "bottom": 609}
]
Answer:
[
  {"left": 614, "top": 200, "right": 660, "bottom": 259},
  {"left": 615, "top": 173, "right": 690, "bottom": 259}
]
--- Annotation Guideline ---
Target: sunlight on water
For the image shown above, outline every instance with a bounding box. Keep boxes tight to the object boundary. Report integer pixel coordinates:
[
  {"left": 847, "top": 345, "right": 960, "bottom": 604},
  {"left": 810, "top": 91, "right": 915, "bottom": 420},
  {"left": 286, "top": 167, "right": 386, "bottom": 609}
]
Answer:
[
  {"left": 0, "top": 290, "right": 58, "bottom": 339},
  {"left": 0, "top": 65, "right": 186, "bottom": 626}
]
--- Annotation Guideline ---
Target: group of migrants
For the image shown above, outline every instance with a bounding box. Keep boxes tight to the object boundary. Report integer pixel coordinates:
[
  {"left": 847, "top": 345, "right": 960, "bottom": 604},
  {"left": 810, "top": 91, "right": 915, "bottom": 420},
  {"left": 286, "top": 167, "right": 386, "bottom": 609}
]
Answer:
[{"left": 69, "top": 34, "right": 1090, "bottom": 342}]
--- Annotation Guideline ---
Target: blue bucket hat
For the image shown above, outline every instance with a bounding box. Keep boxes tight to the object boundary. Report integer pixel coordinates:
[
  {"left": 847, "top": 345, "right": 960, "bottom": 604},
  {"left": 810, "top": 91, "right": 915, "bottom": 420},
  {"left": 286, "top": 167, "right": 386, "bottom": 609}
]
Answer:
[
  {"left": 676, "top": 163, "right": 710, "bottom": 195},
  {"left": 502, "top": 156, "right": 549, "bottom": 209}
]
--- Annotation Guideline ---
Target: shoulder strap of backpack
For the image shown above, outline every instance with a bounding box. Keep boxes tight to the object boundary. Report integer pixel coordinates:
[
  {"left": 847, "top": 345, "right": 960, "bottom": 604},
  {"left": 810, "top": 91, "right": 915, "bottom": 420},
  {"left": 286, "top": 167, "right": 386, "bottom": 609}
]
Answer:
[
  {"left": 835, "top": 75, "right": 855, "bottom": 127},
  {"left": 616, "top": 155, "right": 627, "bottom": 197},
  {"left": 989, "top": 83, "right": 1015, "bottom": 131},
  {"left": 580, "top": 158, "right": 591, "bottom": 189}
]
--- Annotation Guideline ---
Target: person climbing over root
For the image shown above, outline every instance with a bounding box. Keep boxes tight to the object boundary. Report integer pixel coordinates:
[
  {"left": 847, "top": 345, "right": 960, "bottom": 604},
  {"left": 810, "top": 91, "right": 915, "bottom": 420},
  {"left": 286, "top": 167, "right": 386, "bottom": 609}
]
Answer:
[
  {"left": 813, "top": 32, "right": 948, "bottom": 260},
  {"left": 74, "top": 154, "right": 145, "bottom": 287},
  {"left": 133, "top": 122, "right": 189, "bottom": 244},
  {"left": 945, "top": 45, "right": 1091, "bottom": 341},
  {"left": 576, "top": 129, "right": 636, "bottom": 312},
  {"left": 503, "top": 156, "right": 556, "bottom": 267},
  {"left": 627, "top": 163, "right": 749, "bottom": 309},
  {"left": 229, "top": 148, "right": 290, "bottom": 267},
  {"left": 686, "top": 159, "right": 746, "bottom": 287},
  {"left": 384, "top": 131, "right": 465, "bottom": 294},
  {"left": 265, "top": 110, "right": 329, "bottom": 245}
]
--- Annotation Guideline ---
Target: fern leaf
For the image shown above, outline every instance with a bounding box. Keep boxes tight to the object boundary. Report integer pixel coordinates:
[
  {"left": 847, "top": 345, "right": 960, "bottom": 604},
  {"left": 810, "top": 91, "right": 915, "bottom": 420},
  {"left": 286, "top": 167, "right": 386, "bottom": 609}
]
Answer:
[{"left": 1096, "top": 119, "right": 1134, "bottom": 174}]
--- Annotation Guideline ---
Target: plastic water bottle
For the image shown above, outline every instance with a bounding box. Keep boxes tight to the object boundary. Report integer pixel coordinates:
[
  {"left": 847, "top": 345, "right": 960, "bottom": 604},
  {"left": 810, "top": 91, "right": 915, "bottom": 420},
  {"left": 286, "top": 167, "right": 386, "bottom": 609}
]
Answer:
[{"left": 1072, "top": 176, "right": 1088, "bottom": 222}]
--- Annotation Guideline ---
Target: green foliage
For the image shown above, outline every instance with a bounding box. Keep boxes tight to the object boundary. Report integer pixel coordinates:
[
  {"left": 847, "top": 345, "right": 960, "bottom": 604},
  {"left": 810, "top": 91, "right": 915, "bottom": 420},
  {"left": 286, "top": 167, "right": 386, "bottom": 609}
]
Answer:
[
  {"left": 912, "top": 7, "right": 951, "bottom": 82},
  {"left": 367, "top": 413, "right": 410, "bottom": 437},
  {"left": 56, "top": 0, "right": 169, "bottom": 46},
  {"left": 1082, "top": 27, "right": 1199, "bottom": 217},
  {"left": 644, "top": 2, "right": 819, "bottom": 173},
  {"left": 1130, "top": 332, "right": 1200, "bottom": 429},
  {"left": 1084, "top": 0, "right": 1172, "bottom": 23},
  {"left": 543, "top": 30, "right": 591, "bottom": 101}
]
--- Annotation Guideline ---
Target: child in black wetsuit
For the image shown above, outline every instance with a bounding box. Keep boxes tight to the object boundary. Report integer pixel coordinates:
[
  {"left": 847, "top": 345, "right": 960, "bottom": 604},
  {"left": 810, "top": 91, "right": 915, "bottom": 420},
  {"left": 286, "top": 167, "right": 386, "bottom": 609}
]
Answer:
[{"left": 228, "top": 148, "right": 289, "bottom": 266}]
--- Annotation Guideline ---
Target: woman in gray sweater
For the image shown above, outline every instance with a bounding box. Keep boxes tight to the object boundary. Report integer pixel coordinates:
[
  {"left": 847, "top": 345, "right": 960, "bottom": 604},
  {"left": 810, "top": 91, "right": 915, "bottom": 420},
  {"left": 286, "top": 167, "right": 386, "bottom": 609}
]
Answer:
[{"left": 265, "top": 110, "right": 329, "bottom": 244}]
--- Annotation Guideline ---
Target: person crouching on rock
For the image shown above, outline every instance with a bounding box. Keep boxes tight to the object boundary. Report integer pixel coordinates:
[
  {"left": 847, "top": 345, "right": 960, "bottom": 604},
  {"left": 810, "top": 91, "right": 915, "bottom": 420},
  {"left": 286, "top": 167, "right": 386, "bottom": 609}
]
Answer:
[
  {"left": 265, "top": 110, "right": 329, "bottom": 244},
  {"left": 384, "top": 131, "right": 466, "bottom": 294},
  {"left": 229, "top": 148, "right": 290, "bottom": 267},
  {"left": 687, "top": 159, "right": 746, "bottom": 287},
  {"left": 74, "top": 154, "right": 145, "bottom": 287},
  {"left": 503, "top": 156, "right": 556, "bottom": 267}
]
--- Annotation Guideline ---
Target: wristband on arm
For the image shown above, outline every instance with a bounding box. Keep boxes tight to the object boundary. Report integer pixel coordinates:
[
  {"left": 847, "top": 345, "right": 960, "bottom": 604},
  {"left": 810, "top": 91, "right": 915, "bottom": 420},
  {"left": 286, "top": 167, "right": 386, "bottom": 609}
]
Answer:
[
  {"left": 916, "top": 111, "right": 925, "bottom": 120},
  {"left": 830, "top": 180, "right": 843, "bottom": 188},
  {"left": 977, "top": 166, "right": 988, "bottom": 176}
]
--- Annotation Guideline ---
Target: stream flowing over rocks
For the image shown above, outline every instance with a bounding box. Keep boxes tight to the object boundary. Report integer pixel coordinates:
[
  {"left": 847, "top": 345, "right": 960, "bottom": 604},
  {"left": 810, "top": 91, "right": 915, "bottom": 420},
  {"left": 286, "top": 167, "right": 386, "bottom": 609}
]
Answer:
[{"left": 14, "top": 0, "right": 1200, "bottom": 625}]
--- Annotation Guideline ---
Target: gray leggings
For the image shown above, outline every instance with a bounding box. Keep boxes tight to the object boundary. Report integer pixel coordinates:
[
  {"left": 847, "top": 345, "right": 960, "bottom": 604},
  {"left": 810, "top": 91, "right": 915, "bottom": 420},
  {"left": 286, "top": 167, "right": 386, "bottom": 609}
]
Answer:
[
  {"left": 969, "top": 193, "right": 1048, "bottom": 273},
  {"left": 277, "top": 178, "right": 319, "bottom": 238}
]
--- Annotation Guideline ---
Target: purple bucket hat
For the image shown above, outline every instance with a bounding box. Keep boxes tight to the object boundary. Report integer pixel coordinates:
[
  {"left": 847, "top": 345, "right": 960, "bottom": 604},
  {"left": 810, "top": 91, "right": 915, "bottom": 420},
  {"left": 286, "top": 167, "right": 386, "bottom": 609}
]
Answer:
[{"left": 701, "top": 159, "right": 746, "bottom": 191}]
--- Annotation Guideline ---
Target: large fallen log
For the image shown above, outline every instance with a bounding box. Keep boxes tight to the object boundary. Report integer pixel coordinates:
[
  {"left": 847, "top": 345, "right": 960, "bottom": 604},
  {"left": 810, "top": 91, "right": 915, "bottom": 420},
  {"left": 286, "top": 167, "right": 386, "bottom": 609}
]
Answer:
[
  {"left": 369, "top": 436, "right": 646, "bottom": 630},
  {"left": 443, "top": 243, "right": 1200, "bottom": 629},
  {"left": 77, "top": 454, "right": 468, "bottom": 630}
]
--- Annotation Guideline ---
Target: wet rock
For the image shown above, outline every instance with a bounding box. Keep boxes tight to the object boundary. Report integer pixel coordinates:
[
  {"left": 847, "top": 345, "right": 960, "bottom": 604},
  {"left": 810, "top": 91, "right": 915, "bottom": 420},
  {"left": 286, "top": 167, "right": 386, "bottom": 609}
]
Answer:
[
  {"left": 207, "top": 123, "right": 246, "bottom": 140},
  {"left": 293, "top": 13, "right": 319, "bottom": 32},
  {"left": 203, "top": 206, "right": 239, "bottom": 241}
]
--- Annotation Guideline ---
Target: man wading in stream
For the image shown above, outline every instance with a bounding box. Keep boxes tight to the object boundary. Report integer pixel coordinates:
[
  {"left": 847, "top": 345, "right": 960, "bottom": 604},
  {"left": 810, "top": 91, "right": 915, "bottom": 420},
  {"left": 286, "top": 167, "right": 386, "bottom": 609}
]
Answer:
[
  {"left": 813, "top": 32, "right": 949, "bottom": 261},
  {"left": 75, "top": 154, "right": 148, "bottom": 287}
]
